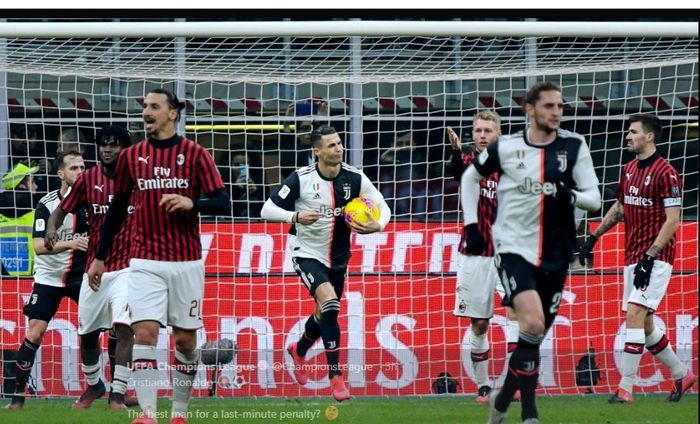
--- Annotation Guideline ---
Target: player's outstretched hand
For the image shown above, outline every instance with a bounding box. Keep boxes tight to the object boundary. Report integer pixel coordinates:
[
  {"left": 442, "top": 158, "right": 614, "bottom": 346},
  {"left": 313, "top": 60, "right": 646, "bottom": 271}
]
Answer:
[
  {"left": 350, "top": 211, "right": 381, "bottom": 234},
  {"left": 447, "top": 126, "right": 461, "bottom": 151},
  {"left": 578, "top": 235, "right": 598, "bottom": 266},
  {"left": 87, "top": 259, "right": 105, "bottom": 292},
  {"left": 633, "top": 254, "right": 654, "bottom": 290},
  {"left": 160, "top": 193, "right": 194, "bottom": 213},
  {"left": 45, "top": 230, "right": 58, "bottom": 251},
  {"left": 297, "top": 210, "right": 323, "bottom": 225}
]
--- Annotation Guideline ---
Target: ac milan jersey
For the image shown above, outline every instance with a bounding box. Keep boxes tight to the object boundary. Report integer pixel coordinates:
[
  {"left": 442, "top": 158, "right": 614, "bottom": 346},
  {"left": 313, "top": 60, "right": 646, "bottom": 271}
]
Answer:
[
  {"left": 114, "top": 136, "right": 225, "bottom": 261},
  {"left": 458, "top": 151, "right": 498, "bottom": 257},
  {"left": 269, "top": 163, "right": 388, "bottom": 269},
  {"left": 473, "top": 130, "right": 599, "bottom": 269},
  {"left": 32, "top": 190, "right": 89, "bottom": 287},
  {"left": 616, "top": 153, "right": 681, "bottom": 266},
  {"left": 60, "top": 166, "right": 136, "bottom": 272}
]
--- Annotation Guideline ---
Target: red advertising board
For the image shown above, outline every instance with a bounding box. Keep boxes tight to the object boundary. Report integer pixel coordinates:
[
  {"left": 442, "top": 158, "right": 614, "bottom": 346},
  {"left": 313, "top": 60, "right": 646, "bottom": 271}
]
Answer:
[
  {"left": 1, "top": 274, "right": 696, "bottom": 398},
  {"left": 200, "top": 222, "right": 697, "bottom": 275}
]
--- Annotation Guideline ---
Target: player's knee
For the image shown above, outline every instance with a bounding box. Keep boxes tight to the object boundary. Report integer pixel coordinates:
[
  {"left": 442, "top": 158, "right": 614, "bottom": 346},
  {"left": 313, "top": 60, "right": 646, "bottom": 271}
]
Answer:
[
  {"left": 114, "top": 324, "right": 134, "bottom": 344},
  {"left": 26, "top": 323, "right": 47, "bottom": 344},
  {"left": 625, "top": 305, "right": 648, "bottom": 327},
  {"left": 520, "top": 319, "right": 545, "bottom": 337},
  {"left": 133, "top": 326, "right": 159, "bottom": 346},
  {"left": 320, "top": 299, "right": 341, "bottom": 322},
  {"left": 471, "top": 319, "right": 489, "bottom": 336},
  {"left": 80, "top": 331, "right": 101, "bottom": 350}
]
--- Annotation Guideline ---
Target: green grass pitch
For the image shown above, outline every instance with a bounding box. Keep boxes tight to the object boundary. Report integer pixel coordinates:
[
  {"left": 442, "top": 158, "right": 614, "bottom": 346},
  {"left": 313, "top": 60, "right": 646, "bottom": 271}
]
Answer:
[{"left": 1, "top": 394, "right": 697, "bottom": 423}]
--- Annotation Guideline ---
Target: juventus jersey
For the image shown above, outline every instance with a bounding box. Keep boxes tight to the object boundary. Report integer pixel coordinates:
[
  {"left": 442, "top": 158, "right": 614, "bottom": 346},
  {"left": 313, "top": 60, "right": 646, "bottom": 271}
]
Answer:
[
  {"left": 616, "top": 153, "right": 682, "bottom": 266},
  {"left": 473, "top": 130, "right": 600, "bottom": 270},
  {"left": 269, "top": 163, "right": 388, "bottom": 269},
  {"left": 32, "top": 189, "right": 89, "bottom": 287}
]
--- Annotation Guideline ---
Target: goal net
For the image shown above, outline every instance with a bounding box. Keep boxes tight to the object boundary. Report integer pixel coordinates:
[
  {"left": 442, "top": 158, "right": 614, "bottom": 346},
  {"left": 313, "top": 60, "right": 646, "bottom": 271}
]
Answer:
[{"left": 0, "top": 21, "right": 697, "bottom": 399}]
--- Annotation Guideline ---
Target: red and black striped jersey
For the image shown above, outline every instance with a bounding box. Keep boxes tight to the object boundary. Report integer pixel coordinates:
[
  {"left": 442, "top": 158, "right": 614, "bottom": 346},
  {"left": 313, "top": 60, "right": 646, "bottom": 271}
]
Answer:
[
  {"left": 114, "top": 135, "right": 225, "bottom": 261},
  {"left": 458, "top": 151, "right": 499, "bottom": 257},
  {"left": 616, "top": 153, "right": 682, "bottom": 266},
  {"left": 60, "top": 165, "right": 135, "bottom": 272}
]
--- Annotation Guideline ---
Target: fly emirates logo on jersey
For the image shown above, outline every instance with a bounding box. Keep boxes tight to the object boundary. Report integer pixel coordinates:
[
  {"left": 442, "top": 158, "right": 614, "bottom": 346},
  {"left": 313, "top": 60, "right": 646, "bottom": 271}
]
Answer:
[
  {"left": 92, "top": 195, "right": 136, "bottom": 215},
  {"left": 624, "top": 185, "right": 654, "bottom": 207},
  {"left": 136, "top": 166, "right": 190, "bottom": 191}
]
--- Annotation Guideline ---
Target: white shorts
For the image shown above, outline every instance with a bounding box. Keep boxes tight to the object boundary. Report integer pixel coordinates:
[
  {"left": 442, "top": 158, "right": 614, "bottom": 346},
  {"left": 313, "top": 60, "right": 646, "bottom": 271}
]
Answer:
[
  {"left": 128, "top": 258, "right": 205, "bottom": 329},
  {"left": 622, "top": 260, "right": 673, "bottom": 313},
  {"left": 454, "top": 255, "right": 501, "bottom": 319},
  {"left": 78, "top": 268, "right": 131, "bottom": 335}
]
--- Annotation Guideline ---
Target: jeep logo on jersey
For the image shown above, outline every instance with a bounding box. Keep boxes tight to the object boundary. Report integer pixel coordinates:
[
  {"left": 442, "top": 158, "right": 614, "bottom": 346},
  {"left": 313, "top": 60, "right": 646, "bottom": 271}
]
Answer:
[
  {"left": 518, "top": 177, "right": 557, "bottom": 196},
  {"left": 320, "top": 205, "right": 344, "bottom": 217},
  {"left": 343, "top": 183, "right": 351, "bottom": 200},
  {"left": 557, "top": 150, "right": 568, "bottom": 172}
]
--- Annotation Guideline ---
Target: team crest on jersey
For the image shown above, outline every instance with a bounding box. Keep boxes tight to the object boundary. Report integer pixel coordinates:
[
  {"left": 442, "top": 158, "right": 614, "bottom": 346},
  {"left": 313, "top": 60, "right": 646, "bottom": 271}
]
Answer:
[
  {"left": 644, "top": 175, "right": 651, "bottom": 186},
  {"left": 177, "top": 153, "right": 185, "bottom": 165},
  {"left": 342, "top": 183, "right": 352, "bottom": 200},
  {"left": 557, "top": 150, "right": 568, "bottom": 172}
]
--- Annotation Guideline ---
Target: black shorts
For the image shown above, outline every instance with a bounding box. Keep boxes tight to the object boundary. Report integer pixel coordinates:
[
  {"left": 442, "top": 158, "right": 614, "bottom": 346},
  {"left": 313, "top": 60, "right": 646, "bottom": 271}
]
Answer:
[
  {"left": 292, "top": 257, "right": 346, "bottom": 299},
  {"left": 495, "top": 253, "right": 568, "bottom": 329},
  {"left": 23, "top": 283, "right": 81, "bottom": 323}
]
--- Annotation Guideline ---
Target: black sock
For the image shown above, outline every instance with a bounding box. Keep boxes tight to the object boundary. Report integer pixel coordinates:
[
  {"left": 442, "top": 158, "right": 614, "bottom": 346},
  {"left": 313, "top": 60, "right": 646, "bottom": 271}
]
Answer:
[
  {"left": 513, "top": 335, "right": 542, "bottom": 421},
  {"left": 14, "top": 338, "right": 40, "bottom": 395},
  {"left": 495, "top": 364, "right": 519, "bottom": 412},
  {"left": 107, "top": 330, "right": 118, "bottom": 381},
  {"left": 319, "top": 299, "right": 341, "bottom": 378},
  {"left": 297, "top": 314, "right": 321, "bottom": 357}
]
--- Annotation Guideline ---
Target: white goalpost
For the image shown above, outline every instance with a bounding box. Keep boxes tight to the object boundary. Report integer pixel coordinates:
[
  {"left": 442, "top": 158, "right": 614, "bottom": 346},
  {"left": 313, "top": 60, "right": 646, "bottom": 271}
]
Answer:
[{"left": 0, "top": 20, "right": 697, "bottom": 399}]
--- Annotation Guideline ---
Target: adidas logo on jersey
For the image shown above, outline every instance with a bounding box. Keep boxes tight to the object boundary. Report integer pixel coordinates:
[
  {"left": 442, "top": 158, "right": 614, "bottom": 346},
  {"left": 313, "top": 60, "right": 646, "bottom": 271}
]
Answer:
[
  {"left": 517, "top": 177, "right": 557, "bottom": 196},
  {"left": 313, "top": 193, "right": 322, "bottom": 199}
]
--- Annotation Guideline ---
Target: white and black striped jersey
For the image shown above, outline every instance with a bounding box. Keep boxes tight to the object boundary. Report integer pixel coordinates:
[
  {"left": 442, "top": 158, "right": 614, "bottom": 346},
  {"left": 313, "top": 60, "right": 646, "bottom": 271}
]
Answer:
[
  {"left": 32, "top": 189, "right": 89, "bottom": 287},
  {"left": 470, "top": 129, "right": 600, "bottom": 270},
  {"left": 266, "top": 163, "right": 390, "bottom": 269}
]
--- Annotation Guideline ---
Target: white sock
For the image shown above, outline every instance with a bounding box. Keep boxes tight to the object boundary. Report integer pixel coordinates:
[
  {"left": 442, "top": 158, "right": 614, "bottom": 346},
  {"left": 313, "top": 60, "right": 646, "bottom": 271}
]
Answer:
[
  {"left": 172, "top": 349, "right": 200, "bottom": 419},
  {"left": 470, "top": 327, "right": 490, "bottom": 388},
  {"left": 620, "top": 328, "right": 645, "bottom": 393},
  {"left": 81, "top": 362, "right": 101, "bottom": 386},
  {"left": 646, "top": 327, "right": 687, "bottom": 380},
  {"left": 132, "top": 344, "right": 158, "bottom": 417},
  {"left": 111, "top": 364, "right": 131, "bottom": 395}
]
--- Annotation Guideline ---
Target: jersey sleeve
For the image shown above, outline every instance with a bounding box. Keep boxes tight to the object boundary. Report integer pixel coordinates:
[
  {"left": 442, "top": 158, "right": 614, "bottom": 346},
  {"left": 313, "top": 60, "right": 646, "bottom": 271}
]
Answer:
[
  {"left": 32, "top": 202, "right": 51, "bottom": 238},
  {"left": 59, "top": 173, "right": 87, "bottom": 214},
  {"left": 571, "top": 139, "right": 600, "bottom": 191},
  {"left": 269, "top": 172, "right": 301, "bottom": 211},
  {"left": 114, "top": 148, "right": 135, "bottom": 194},
  {"left": 473, "top": 141, "right": 501, "bottom": 177},
  {"left": 659, "top": 167, "right": 682, "bottom": 208},
  {"left": 196, "top": 146, "right": 226, "bottom": 193}
]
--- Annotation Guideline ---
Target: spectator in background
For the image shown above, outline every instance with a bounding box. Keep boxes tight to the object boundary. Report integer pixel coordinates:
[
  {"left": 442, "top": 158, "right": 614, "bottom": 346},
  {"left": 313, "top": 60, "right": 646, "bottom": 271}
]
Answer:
[
  {"left": 231, "top": 152, "right": 262, "bottom": 217},
  {"left": 281, "top": 120, "right": 317, "bottom": 180},
  {"left": 1, "top": 164, "right": 40, "bottom": 276},
  {"left": 379, "top": 131, "right": 428, "bottom": 218}
]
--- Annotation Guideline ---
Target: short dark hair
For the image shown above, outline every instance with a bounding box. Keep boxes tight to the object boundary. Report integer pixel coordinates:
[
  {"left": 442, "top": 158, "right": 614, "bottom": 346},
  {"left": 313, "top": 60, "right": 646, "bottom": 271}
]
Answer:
[
  {"left": 55, "top": 150, "right": 83, "bottom": 172},
  {"left": 629, "top": 113, "right": 662, "bottom": 142},
  {"left": 148, "top": 87, "right": 186, "bottom": 121},
  {"left": 310, "top": 125, "right": 338, "bottom": 148},
  {"left": 96, "top": 125, "right": 132, "bottom": 148},
  {"left": 524, "top": 81, "right": 562, "bottom": 107}
]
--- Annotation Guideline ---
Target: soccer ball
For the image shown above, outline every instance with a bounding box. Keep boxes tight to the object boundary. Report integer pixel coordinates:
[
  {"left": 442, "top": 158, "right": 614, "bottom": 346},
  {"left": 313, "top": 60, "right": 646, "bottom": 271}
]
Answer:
[{"left": 344, "top": 197, "right": 380, "bottom": 226}]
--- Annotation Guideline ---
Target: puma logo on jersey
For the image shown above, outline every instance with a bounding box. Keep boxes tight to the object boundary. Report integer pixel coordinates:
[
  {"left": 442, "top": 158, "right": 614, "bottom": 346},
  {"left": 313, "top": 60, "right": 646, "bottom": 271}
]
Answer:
[
  {"left": 138, "top": 156, "right": 150, "bottom": 164},
  {"left": 94, "top": 185, "right": 104, "bottom": 192},
  {"left": 517, "top": 177, "right": 557, "bottom": 196}
]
